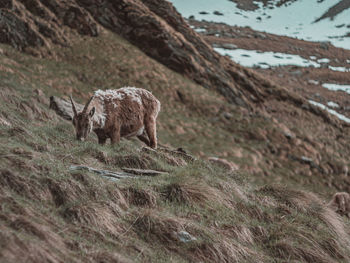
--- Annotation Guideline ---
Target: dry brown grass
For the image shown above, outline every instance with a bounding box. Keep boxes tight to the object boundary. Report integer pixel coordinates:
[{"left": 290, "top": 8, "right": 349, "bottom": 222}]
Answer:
[
  {"left": 62, "top": 201, "right": 126, "bottom": 238},
  {"left": 0, "top": 231, "right": 67, "bottom": 263},
  {"left": 249, "top": 225, "right": 269, "bottom": 243},
  {"left": 218, "top": 180, "right": 248, "bottom": 202},
  {"left": 132, "top": 209, "right": 258, "bottom": 262},
  {"left": 0, "top": 210, "right": 72, "bottom": 263},
  {"left": 271, "top": 238, "right": 336, "bottom": 263},
  {"left": 220, "top": 225, "right": 254, "bottom": 245},
  {"left": 122, "top": 187, "right": 158, "bottom": 208},
  {"left": 0, "top": 169, "right": 50, "bottom": 201},
  {"left": 133, "top": 210, "right": 185, "bottom": 244},
  {"left": 111, "top": 154, "right": 159, "bottom": 170},
  {"left": 162, "top": 181, "right": 224, "bottom": 207},
  {"left": 258, "top": 185, "right": 350, "bottom": 262},
  {"left": 190, "top": 237, "right": 257, "bottom": 263},
  {"left": 260, "top": 185, "right": 348, "bottom": 240},
  {"left": 141, "top": 147, "right": 188, "bottom": 167},
  {"left": 236, "top": 201, "right": 273, "bottom": 222},
  {"left": 88, "top": 251, "right": 132, "bottom": 263}
]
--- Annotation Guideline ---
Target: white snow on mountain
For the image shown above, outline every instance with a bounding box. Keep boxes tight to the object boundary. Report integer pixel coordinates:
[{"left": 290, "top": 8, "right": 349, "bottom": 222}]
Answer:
[
  {"left": 322, "top": 83, "right": 350, "bottom": 94},
  {"left": 170, "top": 0, "right": 350, "bottom": 50},
  {"left": 309, "top": 100, "right": 350, "bottom": 123},
  {"left": 214, "top": 47, "right": 350, "bottom": 71},
  {"left": 214, "top": 48, "right": 320, "bottom": 68}
]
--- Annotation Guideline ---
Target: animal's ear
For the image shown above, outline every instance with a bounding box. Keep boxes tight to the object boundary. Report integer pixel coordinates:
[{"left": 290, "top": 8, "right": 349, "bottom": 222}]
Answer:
[{"left": 89, "top": 107, "right": 95, "bottom": 118}]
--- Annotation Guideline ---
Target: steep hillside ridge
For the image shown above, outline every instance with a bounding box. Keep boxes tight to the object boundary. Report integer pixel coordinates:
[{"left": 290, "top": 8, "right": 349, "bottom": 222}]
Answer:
[
  {"left": 0, "top": 0, "right": 250, "bottom": 106},
  {"left": 0, "top": 0, "right": 330, "bottom": 112}
]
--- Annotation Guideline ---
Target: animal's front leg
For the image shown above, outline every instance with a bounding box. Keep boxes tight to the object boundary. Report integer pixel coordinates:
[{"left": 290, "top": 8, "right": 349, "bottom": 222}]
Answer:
[
  {"left": 110, "top": 126, "right": 121, "bottom": 145},
  {"left": 145, "top": 117, "right": 157, "bottom": 149},
  {"left": 98, "top": 136, "right": 107, "bottom": 145},
  {"left": 95, "top": 130, "right": 108, "bottom": 145}
]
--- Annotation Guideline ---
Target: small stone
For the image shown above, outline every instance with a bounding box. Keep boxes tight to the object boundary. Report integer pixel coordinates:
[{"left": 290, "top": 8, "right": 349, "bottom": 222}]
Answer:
[
  {"left": 213, "top": 11, "right": 224, "bottom": 16},
  {"left": 223, "top": 112, "right": 233, "bottom": 119},
  {"left": 319, "top": 41, "right": 330, "bottom": 50},
  {"left": 221, "top": 43, "right": 238, "bottom": 50},
  {"left": 308, "top": 80, "right": 319, "bottom": 85},
  {"left": 0, "top": 117, "right": 11, "bottom": 127},
  {"left": 284, "top": 132, "right": 293, "bottom": 139},
  {"left": 177, "top": 231, "right": 197, "bottom": 243},
  {"left": 301, "top": 156, "right": 313, "bottom": 164}
]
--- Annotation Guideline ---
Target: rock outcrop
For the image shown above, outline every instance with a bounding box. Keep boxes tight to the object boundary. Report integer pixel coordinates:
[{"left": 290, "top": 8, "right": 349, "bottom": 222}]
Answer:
[{"left": 0, "top": 0, "right": 99, "bottom": 55}]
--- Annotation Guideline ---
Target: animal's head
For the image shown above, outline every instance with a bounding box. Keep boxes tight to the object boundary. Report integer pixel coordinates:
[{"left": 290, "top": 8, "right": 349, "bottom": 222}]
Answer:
[{"left": 70, "top": 95, "right": 95, "bottom": 141}]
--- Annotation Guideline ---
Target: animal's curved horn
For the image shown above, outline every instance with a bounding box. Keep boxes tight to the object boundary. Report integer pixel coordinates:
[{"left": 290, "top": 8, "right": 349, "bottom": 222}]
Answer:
[
  {"left": 70, "top": 95, "right": 77, "bottom": 116},
  {"left": 82, "top": 95, "right": 94, "bottom": 114}
]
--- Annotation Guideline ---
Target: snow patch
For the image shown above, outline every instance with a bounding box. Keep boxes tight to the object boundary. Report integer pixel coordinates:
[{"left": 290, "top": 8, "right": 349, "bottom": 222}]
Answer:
[
  {"left": 214, "top": 48, "right": 319, "bottom": 68},
  {"left": 214, "top": 48, "right": 350, "bottom": 71},
  {"left": 194, "top": 28, "right": 206, "bottom": 33},
  {"left": 327, "top": 101, "right": 339, "bottom": 108},
  {"left": 322, "top": 83, "right": 350, "bottom": 94},
  {"left": 308, "top": 80, "right": 319, "bottom": 85},
  {"left": 328, "top": 66, "right": 350, "bottom": 72},
  {"left": 309, "top": 100, "right": 350, "bottom": 123},
  {"left": 317, "top": 58, "right": 330, "bottom": 63},
  {"left": 170, "top": 0, "right": 350, "bottom": 49}
]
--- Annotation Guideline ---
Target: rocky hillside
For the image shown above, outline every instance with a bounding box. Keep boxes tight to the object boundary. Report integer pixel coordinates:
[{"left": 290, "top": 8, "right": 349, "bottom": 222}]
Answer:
[
  {"left": 1, "top": 0, "right": 350, "bottom": 262},
  {"left": 1, "top": 0, "right": 325, "bottom": 107}
]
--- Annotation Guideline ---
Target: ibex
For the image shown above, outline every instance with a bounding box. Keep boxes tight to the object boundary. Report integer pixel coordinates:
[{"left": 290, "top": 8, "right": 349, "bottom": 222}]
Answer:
[
  {"left": 70, "top": 87, "right": 161, "bottom": 148},
  {"left": 328, "top": 192, "right": 350, "bottom": 218}
]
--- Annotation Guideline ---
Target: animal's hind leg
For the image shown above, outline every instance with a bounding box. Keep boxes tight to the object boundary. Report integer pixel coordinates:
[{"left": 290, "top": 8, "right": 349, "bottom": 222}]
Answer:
[
  {"left": 110, "top": 125, "right": 121, "bottom": 145},
  {"left": 145, "top": 117, "right": 157, "bottom": 149},
  {"left": 137, "top": 133, "right": 150, "bottom": 146}
]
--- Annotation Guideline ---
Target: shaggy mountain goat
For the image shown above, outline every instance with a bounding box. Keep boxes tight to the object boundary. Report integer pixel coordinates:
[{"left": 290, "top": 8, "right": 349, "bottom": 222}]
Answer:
[
  {"left": 70, "top": 87, "right": 160, "bottom": 149},
  {"left": 328, "top": 192, "right": 350, "bottom": 217}
]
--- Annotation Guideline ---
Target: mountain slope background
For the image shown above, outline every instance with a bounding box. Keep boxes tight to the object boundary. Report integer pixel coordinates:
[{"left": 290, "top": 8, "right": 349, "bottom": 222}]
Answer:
[{"left": 1, "top": 0, "right": 350, "bottom": 262}]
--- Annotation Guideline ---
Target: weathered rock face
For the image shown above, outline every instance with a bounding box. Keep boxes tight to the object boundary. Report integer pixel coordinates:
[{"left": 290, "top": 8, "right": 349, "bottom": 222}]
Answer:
[{"left": 0, "top": 0, "right": 99, "bottom": 55}]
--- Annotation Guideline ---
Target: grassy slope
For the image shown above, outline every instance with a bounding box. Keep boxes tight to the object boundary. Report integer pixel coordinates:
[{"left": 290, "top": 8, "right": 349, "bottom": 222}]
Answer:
[{"left": 0, "top": 31, "right": 350, "bottom": 262}]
